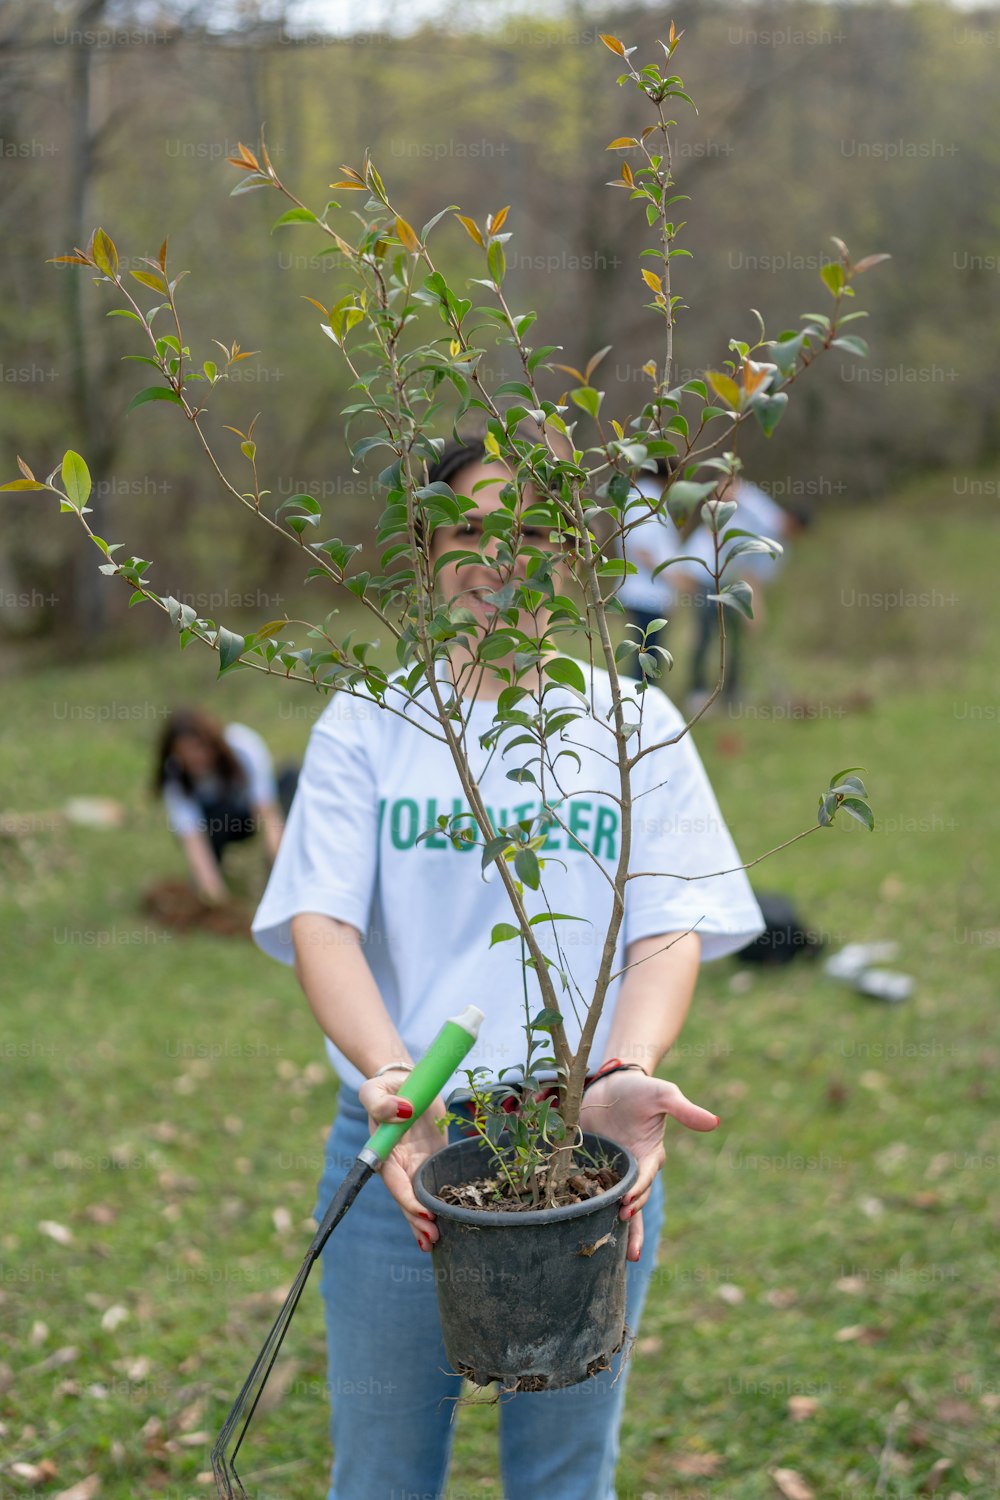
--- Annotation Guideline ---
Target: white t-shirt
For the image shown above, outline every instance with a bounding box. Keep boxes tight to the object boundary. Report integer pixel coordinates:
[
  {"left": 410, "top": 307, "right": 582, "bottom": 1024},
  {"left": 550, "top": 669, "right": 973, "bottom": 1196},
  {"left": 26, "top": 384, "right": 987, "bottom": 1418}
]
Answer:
[
  {"left": 618, "top": 479, "right": 684, "bottom": 614},
  {"left": 251, "top": 666, "right": 764, "bottom": 1096},
  {"left": 163, "top": 722, "right": 278, "bottom": 837}
]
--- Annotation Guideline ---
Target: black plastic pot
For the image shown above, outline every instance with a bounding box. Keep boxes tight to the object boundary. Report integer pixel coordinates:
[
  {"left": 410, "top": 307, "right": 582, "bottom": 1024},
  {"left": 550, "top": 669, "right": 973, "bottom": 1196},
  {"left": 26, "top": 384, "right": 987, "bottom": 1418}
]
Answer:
[{"left": 413, "top": 1132, "right": 638, "bottom": 1391}]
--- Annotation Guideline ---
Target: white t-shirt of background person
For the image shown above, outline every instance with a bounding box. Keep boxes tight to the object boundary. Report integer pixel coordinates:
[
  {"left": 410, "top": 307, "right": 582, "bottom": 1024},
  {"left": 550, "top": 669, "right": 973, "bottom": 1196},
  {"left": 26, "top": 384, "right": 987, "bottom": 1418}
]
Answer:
[
  {"left": 162, "top": 722, "right": 278, "bottom": 837},
  {"left": 618, "top": 477, "right": 683, "bottom": 615},
  {"left": 251, "top": 667, "right": 765, "bottom": 1096}
]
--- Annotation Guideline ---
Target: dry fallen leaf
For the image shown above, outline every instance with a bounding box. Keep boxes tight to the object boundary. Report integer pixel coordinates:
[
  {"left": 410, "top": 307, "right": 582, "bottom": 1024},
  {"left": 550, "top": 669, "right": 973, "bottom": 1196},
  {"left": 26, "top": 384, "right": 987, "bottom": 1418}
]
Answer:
[
  {"left": 29, "top": 1320, "right": 48, "bottom": 1346},
  {"left": 272, "top": 1206, "right": 292, "bottom": 1234},
  {"left": 835, "top": 1275, "right": 866, "bottom": 1294},
  {"left": 32, "top": 1346, "right": 78, "bottom": 1374},
  {"left": 84, "top": 1204, "right": 116, "bottom": 1227},
  {"left": 38, "top": 1220, "right": 73, "bottom": 1245},
  {"left": 100, "top": 1305, "right": 128, "bottom": 1332},
  {"left": 936, "top": 1398, "right": 976, "bottom": 1426},
  {"left": 717, "top": 1283, "right": 745, "bottom": 1305},
  {"left": 922, "top": 1457, "right": 953, "bottom": 1492},
  {"left": 256, "top": 1359, "right": 301, "bottom": 1415},
  {"left": 765, "top": 1288, "right": 798, "bottom": 1309},
  {"left": 11, "top": 1458, "right": 59, "bottom": 1485},
  {"left": 788, "top": 1395, "right": 820, "bottom": 1421},
  {"left": 53, "top": 1477, "right": 101, "bottom": 1500},
  {"left": 672, "top": 1451, "right": 724, "bottom": 1477},
  {"left": 175, "top": 1397, "right": 206, "bottom": 1433},
  {"left": 770, "top": 1467, "right": 815, "bottom": 1500}
]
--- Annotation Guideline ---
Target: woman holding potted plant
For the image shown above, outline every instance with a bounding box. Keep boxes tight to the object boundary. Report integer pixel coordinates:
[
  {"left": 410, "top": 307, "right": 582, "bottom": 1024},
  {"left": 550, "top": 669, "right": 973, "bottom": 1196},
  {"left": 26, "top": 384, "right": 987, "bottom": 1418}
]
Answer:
[{"left": 250, "top": 436, "right": 764, "bottom": 1499}]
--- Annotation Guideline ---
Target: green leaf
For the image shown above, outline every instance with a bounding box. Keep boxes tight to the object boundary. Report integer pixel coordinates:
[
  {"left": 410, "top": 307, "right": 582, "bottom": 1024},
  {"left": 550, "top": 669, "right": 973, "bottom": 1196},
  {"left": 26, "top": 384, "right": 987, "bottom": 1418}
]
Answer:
[
  {"left": 216, "top": 626, "right": 245, "bottom": 672},
  {"left": 107, "top": 309, "right": 144, "bottom": 323},
  {"left": 92, "top": 228, "right": 118, "bottom": 279},
  {"left": 570, "top": 387, "right": 601, "bottom": 420},
  {"left": 838, "top": 797, "right": 875, "bottom": 831},
  {"left": 707, "top": 579, "right": 754, "bottom": 620},
  {"left": 750, "top": 391, "right": 788, "bottom": 438},
  {"left": 482, "top": 833, "right": 511, "bottom": 871},
  {"left": 529, "top": 1008, "right": 564, "bottom": 1032},
  {"left": 130, "top": 270, "right": 167, "bottom": 293},
  {"left": 490, "top": 922, "right": 520, "bottom": 947},
  {"left": 821, "top": 261, "right": 845, "bottom": 296},
  {"left": 61, "top": 450, "right": 92, "bottom": 509},
  {"left": 487, "top": 240, "right": 506, "bottom": 284},
  {"left": 271, "top": 208, "right": 320, "bottom": 230},
  {"left": 126, "top": 386, "right": 183, "bottom": 415},
  {"left": 0, "top": 478, "right": 47, "bottom": 491},
  {"left": 832, "top": 335, "right": 869, "bottom": 358},
  {"left": 769, "top": 332, "right": 806, "bottom": 375},
  {"left": 528, "top": 912, "right": 587, "bottom": 926},
  {"left": 707, "top": 371, "right": 741, "bottom": 408},
  {"left": 514, "top": 848, "right": 540, "bottom": 890},
  {"left": 277, "top": 493, "right": 322, "bottom": 517},
  {"left": 544, "top": 656, "right": 586, "bottom": 695}
]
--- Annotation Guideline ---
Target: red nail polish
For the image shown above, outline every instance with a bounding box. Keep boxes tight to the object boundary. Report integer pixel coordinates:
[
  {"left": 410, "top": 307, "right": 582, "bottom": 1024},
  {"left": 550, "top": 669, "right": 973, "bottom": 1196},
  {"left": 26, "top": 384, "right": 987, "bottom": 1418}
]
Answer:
[{"left": 396, "top": 1100, "right": 413, "bottom": 1119}]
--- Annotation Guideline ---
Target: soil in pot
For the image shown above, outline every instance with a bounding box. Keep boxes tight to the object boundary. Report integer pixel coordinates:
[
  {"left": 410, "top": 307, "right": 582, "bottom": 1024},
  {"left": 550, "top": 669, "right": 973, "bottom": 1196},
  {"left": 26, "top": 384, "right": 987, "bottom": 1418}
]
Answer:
[
  {"left": 437, "top": 1160, "right": 622, "bottom": 1212},
  {"left": 413, "top": 1131, "right": 638, "bottom": 1392}
]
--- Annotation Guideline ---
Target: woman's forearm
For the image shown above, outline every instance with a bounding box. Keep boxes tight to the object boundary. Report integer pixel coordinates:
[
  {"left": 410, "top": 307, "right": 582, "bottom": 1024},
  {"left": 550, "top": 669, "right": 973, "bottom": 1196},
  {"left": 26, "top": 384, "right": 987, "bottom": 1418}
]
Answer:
[
  {"left": 601, "top": 930, "right": 701, "bottom": 1074},
  {"left": 257, "top": 801, "right": 285, "bottom": 861},
  {"left": 179, "top": 830, "right": 227, "bottom": 902},
  {"left": 291, "top": 912, "right": 413, "bottom": 1076}
]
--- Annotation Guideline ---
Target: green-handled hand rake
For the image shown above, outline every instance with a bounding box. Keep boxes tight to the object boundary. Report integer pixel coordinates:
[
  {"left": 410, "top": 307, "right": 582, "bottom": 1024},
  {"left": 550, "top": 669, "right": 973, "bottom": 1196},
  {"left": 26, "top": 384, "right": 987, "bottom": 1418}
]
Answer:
[{"left": 211, "top": 1004, "right": 485, "bottom": 1498}]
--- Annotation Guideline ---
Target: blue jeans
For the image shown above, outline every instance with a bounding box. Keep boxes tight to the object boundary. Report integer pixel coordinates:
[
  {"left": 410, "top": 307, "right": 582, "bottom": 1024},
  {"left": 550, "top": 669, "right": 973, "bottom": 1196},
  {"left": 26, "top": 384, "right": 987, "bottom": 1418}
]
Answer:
[{"left": 314, "top": 1086, "right": 666, "bottom": 1500}]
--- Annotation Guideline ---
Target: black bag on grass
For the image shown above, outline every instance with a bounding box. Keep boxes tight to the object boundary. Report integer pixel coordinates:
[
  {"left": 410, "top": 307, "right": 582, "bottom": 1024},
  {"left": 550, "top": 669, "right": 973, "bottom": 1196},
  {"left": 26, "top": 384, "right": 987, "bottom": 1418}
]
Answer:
[{"left": 737, "top": 891, "right": 824, "bottom": 966}]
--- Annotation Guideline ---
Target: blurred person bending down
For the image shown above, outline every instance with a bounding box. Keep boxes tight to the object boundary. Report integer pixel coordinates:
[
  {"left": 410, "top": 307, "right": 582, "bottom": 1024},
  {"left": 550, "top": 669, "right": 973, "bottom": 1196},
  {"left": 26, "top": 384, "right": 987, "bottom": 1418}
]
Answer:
[{"left": 153, "top": 708, "right": 296, "bottom": 903}]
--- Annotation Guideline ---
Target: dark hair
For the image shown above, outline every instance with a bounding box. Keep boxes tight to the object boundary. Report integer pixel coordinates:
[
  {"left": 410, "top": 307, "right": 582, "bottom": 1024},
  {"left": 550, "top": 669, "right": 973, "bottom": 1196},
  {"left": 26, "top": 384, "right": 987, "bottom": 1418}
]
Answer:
[
  {"left": 426, "top": 437, "right": 488, "bottom": 490},
  {"left": 152, "top": 708, "right": 246, "bottom": 798}
]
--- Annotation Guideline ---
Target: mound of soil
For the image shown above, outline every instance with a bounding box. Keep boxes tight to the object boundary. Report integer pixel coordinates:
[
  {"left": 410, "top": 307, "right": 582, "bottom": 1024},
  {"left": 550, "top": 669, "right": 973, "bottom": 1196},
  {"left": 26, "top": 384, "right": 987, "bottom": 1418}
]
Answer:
[{"left": 141, "top": 878, "right": 252, "bottom": 938}]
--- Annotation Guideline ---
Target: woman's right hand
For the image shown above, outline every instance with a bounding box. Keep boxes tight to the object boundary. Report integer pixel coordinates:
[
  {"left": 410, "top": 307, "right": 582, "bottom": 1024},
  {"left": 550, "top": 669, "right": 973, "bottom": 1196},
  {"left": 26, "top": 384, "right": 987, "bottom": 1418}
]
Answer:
[{"left": 357, "top": 1075, "right": 447, "bottom": 1251}]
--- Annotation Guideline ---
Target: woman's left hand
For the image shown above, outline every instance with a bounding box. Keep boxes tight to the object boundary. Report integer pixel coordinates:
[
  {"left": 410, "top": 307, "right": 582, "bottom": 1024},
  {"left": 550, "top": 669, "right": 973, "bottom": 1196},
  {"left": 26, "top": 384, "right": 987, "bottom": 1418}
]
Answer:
[{"left": 579, "top": 1071, "right": 719, "bottom": 1262}]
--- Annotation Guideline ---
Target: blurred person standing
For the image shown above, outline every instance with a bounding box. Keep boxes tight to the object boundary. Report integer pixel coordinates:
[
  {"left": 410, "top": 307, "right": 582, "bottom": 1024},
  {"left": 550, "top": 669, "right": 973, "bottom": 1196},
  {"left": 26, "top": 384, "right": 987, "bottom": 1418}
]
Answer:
[
  {"left": 616, "top": 462, "right": 684, "bottom": 679},
  {"left": 670, "top": 478, "right": 806, "bottom": 710}
]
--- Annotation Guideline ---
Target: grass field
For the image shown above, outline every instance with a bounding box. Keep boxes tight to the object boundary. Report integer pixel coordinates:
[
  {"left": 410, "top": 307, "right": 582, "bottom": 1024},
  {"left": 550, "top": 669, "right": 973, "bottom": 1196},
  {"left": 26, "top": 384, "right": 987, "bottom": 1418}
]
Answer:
[{"left": 1, "top": 468, "right": 998, "bottom": 1499}]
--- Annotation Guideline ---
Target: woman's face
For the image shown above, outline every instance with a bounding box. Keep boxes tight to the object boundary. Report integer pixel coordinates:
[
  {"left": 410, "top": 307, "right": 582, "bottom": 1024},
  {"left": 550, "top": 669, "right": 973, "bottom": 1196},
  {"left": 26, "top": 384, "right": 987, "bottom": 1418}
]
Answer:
[
  {"left": 171, "top": 733, "right": 215, "bottom": 779},
  {"left": 430, "top": 459, "right": 566, "bottom": 631}
]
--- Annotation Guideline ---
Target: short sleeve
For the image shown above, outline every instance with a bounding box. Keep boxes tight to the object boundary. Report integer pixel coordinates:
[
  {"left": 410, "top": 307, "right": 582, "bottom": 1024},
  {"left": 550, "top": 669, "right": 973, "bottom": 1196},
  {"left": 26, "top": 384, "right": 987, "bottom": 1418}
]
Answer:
[
  {"left": 625, "top": 693, "right": 764, "bottom": 961},
  {"left": 162, "top": 782, "right": 202, "bottom": 837},
  {"left": 225, "top": 723, "right": 278, "bottom": 807},
  {"left": 251, "top": 695, "right": 381, "bottom": 965}
]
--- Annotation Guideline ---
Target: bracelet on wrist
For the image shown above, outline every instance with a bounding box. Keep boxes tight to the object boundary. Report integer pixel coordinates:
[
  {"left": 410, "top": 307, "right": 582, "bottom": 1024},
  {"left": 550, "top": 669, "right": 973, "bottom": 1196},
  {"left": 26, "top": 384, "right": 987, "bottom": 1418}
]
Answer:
[
  {"left": 583, "top": 1058, "right": 648, "bottom": 1091},
  {"left": 371, "top": 1061, "right": 413, "bottom": 1080}
]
